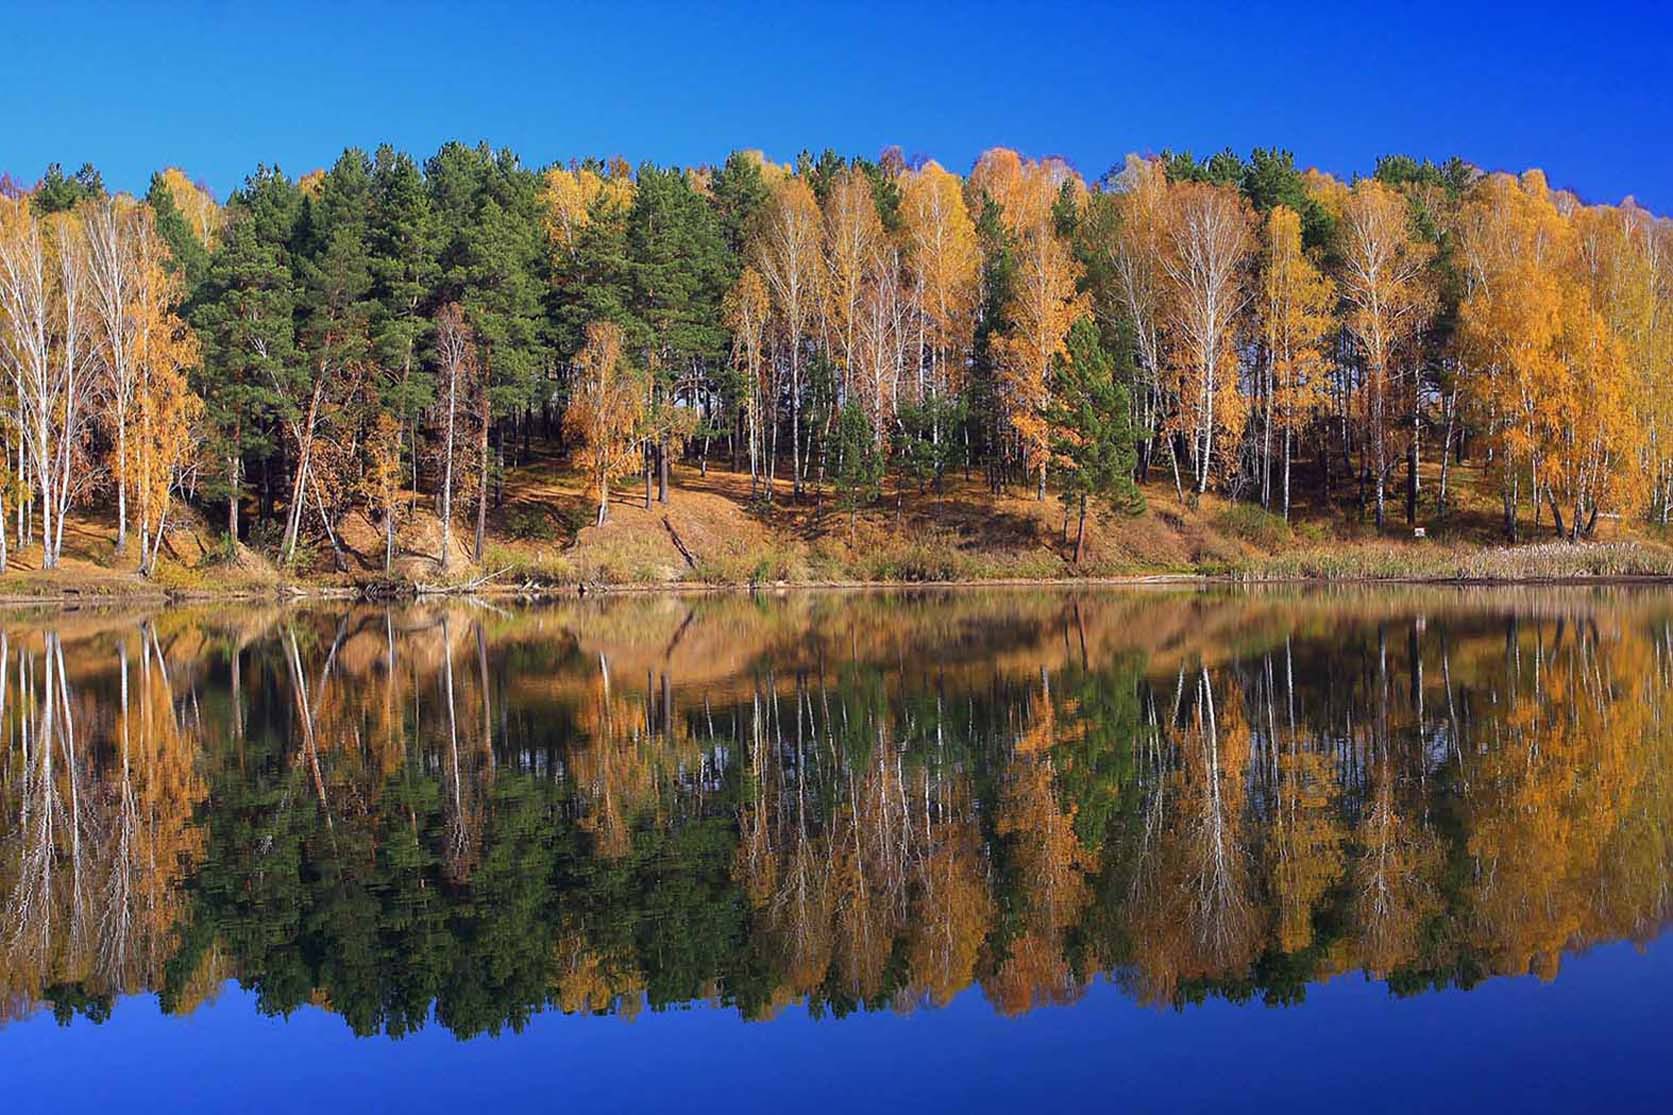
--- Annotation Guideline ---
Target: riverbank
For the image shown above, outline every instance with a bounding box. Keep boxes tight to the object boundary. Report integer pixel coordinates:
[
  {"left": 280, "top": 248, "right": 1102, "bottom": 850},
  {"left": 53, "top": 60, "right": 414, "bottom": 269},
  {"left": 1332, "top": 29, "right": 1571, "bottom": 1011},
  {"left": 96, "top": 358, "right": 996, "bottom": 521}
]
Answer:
[
  {"left": 5, "top": 456, "right": 1673, "bottom": 603},
  {"left": 6, "top": 538, "right": 1673, "bottom": 605}
]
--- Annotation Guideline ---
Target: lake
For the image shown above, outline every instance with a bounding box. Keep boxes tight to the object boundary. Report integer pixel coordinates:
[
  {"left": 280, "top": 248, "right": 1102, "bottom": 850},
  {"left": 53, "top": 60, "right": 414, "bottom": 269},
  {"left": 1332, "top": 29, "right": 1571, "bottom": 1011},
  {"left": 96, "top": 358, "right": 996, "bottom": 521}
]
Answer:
[{"left": 2, "top": 587, "right": 1671, "bottom": 1112}]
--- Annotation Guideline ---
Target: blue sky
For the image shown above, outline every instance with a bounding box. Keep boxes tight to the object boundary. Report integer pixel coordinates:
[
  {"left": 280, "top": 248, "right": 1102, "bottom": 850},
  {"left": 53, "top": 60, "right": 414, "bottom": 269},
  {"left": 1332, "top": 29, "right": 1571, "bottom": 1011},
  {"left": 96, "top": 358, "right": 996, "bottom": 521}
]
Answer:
[{"left": 4, "top": 1, "right": 1671, "bottom": 211}]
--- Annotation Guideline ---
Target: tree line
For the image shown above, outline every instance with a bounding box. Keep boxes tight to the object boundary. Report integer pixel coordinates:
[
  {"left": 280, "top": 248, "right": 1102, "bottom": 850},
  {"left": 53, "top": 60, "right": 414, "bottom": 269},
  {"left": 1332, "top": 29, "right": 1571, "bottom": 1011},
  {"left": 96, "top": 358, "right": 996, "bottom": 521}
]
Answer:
[{"left": 0, "top": 142, "right": 1668, "bottom": 575}]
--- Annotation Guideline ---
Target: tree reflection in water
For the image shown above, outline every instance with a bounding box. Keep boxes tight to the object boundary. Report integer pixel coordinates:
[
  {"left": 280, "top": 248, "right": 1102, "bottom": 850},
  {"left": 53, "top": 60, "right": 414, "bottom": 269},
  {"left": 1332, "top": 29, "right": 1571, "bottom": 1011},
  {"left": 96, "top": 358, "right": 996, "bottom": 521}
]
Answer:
[{"left": 1, "top": 588, "right": 1670, "bottom": 1036}]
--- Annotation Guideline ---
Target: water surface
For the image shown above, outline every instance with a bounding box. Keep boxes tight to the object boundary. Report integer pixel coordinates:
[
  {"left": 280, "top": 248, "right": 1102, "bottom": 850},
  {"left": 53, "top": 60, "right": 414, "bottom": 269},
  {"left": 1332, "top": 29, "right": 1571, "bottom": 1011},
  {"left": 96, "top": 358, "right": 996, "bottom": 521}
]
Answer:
[{"left": 2, "top": 588, "right": 1670, "bottom": 1111}]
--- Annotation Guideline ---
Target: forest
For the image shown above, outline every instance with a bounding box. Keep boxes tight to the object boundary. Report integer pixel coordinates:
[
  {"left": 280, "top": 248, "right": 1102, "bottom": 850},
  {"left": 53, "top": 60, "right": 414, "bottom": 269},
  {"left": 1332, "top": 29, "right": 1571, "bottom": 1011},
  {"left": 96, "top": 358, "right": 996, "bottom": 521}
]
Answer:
[{"left": 0, "top": 142, "right": 1669, "bottom": 584}]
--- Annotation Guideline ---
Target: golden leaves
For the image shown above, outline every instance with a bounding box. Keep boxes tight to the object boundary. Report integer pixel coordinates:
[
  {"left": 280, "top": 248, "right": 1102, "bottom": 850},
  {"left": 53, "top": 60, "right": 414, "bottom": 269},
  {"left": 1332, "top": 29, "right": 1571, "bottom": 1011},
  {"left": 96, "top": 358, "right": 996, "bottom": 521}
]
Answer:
[
  {"left": 978, "top": 149, "right": 1090, "bottom": 476},
  {"left": 564, "top": 320, "right": 645, "bottom": 516},
  {"left": 1259, "top": 204, "right": 1333, "bottom": 434},
  {"left": 1457, "top": 170, "right": 1649, "bottom": 524},
  {"left": 537, "top": 161, "right": 635, "bottom": 255},
  {"left": 156, "top": 167, "right": 223, "bottom": 249},
  {"left": 900, "top": 160, "right": 981, "bottom": 388}
]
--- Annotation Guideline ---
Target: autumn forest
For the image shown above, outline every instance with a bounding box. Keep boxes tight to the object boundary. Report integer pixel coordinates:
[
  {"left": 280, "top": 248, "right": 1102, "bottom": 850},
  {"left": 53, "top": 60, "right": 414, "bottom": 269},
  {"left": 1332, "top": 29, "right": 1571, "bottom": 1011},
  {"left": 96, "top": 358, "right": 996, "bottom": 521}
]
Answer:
[{"left": 0, "top": 140, "right": 1669, "bottom": 587}]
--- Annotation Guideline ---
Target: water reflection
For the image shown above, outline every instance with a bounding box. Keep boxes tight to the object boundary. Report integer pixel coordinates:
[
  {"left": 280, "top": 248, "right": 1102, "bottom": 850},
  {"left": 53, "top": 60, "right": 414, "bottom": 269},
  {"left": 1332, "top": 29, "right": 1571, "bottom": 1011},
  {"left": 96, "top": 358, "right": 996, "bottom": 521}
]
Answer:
[{"left": 0, "top": 589, "right": 1669, "bottom": 1037}]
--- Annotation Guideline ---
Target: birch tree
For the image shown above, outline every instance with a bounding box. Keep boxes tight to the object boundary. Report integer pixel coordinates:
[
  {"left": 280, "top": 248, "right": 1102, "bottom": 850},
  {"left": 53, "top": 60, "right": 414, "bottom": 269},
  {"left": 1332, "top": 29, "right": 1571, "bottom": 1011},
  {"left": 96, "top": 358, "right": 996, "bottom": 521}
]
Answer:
[
  {"left": 433, "top": 302, "right": 476, "bottom": 565},
  {"left": 1158, "top": 181, "right": 1253, "bottom": 495},
  {"left": 564, "top": 320, "right": 645, "bottom": 525},
  {"left": 1258, "top": 205, "right": 1332, "bottom": 519},
  {"left": 0, "top": 203, "right": 97, "bottom": 568},
  {"left": 87, "top": 197, "right": 141, "bottom": 555},
  {"left": 1337, "top": 180, "right": 1434, "bottom": 527},
  {"left": 749, "top": 176, "right": 824, "bottom": 501}
]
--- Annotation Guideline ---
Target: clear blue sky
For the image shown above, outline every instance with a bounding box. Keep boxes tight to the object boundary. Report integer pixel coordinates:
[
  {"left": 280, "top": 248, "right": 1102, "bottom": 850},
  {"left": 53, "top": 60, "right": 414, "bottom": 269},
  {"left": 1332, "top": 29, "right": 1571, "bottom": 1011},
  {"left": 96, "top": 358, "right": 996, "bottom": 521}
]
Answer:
[{"left": 5, "top": 0, "right": 1671, "bottom": 211}]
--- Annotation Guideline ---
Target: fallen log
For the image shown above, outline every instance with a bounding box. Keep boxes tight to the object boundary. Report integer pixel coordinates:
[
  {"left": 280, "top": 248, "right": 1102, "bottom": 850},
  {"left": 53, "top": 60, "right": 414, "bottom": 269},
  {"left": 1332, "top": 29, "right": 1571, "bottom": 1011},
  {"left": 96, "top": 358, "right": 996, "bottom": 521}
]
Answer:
[{"left": 663, "top": 516, "right": 698, "bottom": 569}]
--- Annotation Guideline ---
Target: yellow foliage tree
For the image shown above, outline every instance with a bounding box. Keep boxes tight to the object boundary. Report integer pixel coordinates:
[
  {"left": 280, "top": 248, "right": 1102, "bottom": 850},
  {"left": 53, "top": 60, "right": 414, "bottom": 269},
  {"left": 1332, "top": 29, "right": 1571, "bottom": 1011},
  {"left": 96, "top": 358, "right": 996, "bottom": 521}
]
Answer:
[
  {"left": 156, "top": 167, "right": 223, "bottom": 249},
  {"left": 900, "top": 160, "right": 980, "bottom": 397},
  {"left": 537, "top": 160, "right": 635, "bottom": 258},
  {"left": 129, "top": 206, "right": 202, "bottom": 576},
  {"left": 1457, "top": 171, "right": 1644, "bottom": 537},
  {"left": 975, "top": 149, "right": 1089, "bottom": 497},
  {"left": 748, "top": 176, "right": 824, "bottom": 500},
  {"left": 565, "top": 320, "right": 645, "bottom": 525},
  {"left": 822, "top": 168, "right": 885, "bottom": 400},
  {"left": 1258, "top": 205, "right": 1333, "bottom": 519},
  {"left": 1158, "top": 181, "right": 1253, "bottom": 495},
  {"left": 1337, "top": 179, "right": 1435, "bottom": 527},
  {"left": 724, "top": 267, "right": 772, "bottom": 493}
]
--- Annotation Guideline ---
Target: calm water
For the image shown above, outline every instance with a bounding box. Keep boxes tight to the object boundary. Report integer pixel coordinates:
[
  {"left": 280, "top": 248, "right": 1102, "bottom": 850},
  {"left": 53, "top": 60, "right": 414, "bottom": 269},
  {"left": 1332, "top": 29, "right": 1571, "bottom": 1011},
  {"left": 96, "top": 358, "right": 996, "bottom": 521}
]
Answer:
[{"left": 2, "top": 587, "right": 1671, "bottom": 1112}]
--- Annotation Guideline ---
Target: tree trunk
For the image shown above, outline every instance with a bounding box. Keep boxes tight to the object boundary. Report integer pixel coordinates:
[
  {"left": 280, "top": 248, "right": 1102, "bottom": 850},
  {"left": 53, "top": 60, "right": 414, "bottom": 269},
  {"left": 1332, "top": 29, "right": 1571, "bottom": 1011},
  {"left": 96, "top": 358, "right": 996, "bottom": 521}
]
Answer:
[
  {"left": 115, "top": 417, "right": 128, "bottom": 555},
  {"left": 1502, "top": 473, "right": 1519, "bottom": 541},
  {"left": 1196, "top": 358, "right": 1215, "bottom": 495},
  {"left": 441, "top": 364, "right": 457, "bottom": 566},
  {"left": 1282, "top": 425, "right": 1292, "bottom": 523},
  {"left": 1406, "top": 435, "right": 1418, "bottom": 526},
  {"left": 1372, "top": 379, "right": 1386, "bottom": 529},
  {"left": 313, "top": 473, "right": 347, "bottom": 572},
  {"left": 1261, "top": 358, "right": 1273, "bottom": 509},
  {"left": 1436, "top": 388, "right": 1456, "bottom": 520},
  {"left": 1074, "top": 493, "right": 1087, "bottom": 564},
  {"left": 475, "top": 397, "right": 489, "bottom": 561},
  {"left": 227, "top": 455, "right": 240, "bottom": 542},
  {"left": 790, "top": 348, "right": 802, "bottom": 500},
  {"left": 282, "top": 377, "right": 325, "bottom": 563}
]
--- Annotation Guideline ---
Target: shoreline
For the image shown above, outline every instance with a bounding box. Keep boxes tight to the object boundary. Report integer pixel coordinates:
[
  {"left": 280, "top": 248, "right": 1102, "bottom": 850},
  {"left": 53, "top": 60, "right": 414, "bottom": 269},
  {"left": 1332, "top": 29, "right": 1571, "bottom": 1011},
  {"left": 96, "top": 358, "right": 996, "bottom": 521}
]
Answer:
[{"left": 7, "top": 567, "right": 1673, "bottom": 607}]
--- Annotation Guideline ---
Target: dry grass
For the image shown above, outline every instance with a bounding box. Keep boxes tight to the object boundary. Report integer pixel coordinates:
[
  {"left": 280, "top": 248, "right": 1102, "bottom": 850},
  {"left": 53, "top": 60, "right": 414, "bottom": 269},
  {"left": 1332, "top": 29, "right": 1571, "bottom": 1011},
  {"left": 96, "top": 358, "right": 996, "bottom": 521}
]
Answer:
[
  {"left": 1241, "top": 538, "right": 1673, "bottom": 582},
  {"left": 6, "top": 451, "right": 1673, "bottom": 599}
]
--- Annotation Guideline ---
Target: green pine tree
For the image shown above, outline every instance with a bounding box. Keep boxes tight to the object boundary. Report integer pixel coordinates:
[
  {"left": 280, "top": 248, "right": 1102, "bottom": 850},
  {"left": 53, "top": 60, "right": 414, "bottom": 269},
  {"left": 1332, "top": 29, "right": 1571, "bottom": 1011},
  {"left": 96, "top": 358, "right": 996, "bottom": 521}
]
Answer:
[{"left": 1049, "top": 317, "right": 1143, "bottom": 563}]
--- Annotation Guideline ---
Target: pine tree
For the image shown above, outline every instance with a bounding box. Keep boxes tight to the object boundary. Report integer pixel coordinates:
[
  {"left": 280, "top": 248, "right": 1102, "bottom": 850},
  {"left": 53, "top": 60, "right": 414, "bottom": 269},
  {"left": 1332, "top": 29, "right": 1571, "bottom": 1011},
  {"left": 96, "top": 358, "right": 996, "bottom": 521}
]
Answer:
[
  {"left": 145, "top": 171, "right": 211, "bottom": 291},
  {"left": 285, "top": 148, "right": 375, "bottom": 565},
  {"left": 367, "top": 145, "right": 440, "bottom": 567},
  {"left": 191, "top": 166, "right": 302, "bottom": 541},
  {"left": 627, "top": 164, "right": 731, "bottom": 500},
  {"left": 1049, "top": 318, "right": 1142, "bottom": 563},
  {"left": 834, "top": 401, "right": 883, "bottom": 537}
]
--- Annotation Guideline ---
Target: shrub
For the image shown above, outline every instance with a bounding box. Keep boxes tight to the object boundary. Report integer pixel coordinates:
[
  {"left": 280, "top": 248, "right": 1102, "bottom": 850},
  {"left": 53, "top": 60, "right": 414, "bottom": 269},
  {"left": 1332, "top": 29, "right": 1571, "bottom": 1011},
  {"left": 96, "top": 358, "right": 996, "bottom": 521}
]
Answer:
[
  {"left": 246, "top": 519, "right": 284, "bottom": 557},
  {"left": 505, "top": 505, "right": 559, "bottom": 542},
  {"left": 480, "top": 543, "right": 576, "bottom": 585},
  {"left": 1213, "top": 503, "right": 1293, "bottom": 548}
]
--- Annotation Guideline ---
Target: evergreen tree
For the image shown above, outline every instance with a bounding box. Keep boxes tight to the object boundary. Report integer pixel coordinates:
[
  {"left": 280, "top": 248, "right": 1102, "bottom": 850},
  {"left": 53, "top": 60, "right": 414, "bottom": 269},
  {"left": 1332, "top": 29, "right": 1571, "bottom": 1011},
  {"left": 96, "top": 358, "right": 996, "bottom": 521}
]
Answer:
[
  {"left": 429, "top": 144, "right": 546, "bottom": 556},
  {"left": 366, "top": 144, "right": 441, "bottom": 563},
  {"left": 191, "top": 166, "right": 303, "bottom": 540},
  {"left": 146, "top": 170, "right": 211, "bottom": 290},
  {"left": 627, "top": 164, "right": 733, "bottom": 497},
  {"left": 1049, "top": 317, "right": 1142, "bottom": 562},
  {"left": 31, "top": 161, "right": 105, "bottom": 213},
  {"left": 834, "top": 402, "right": 883, "bottom": 536},
  {"left": 1241, "top": 148, "right": 1333, "bottom": 248},
  {"left": 368, "top": 144, "right": 440, "bottom": 423},
  {"left": 710, "top": 150, "right": 771, "bottom": 257},
  {"left": 285, "top": 148, "right": 376, "bottom": 564}
]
